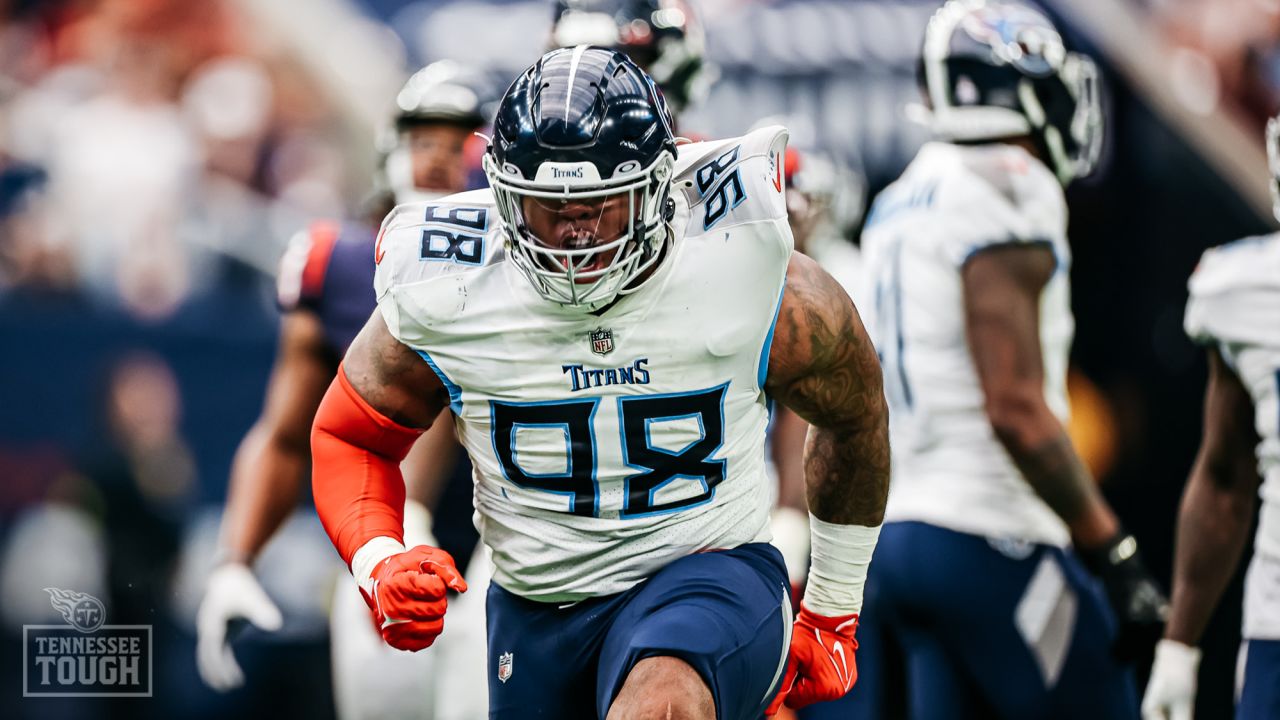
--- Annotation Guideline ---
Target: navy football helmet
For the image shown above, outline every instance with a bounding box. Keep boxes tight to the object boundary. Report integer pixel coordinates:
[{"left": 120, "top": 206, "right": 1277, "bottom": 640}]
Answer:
[
  {"left": 484, "top": 46, "right": 677, "bottom": 308},
  {"left": 551, "top": 0, "right": 707, "bottom": 114},
  {"left": 919, "top": 0, "right": 1102, "bottom": 184}
]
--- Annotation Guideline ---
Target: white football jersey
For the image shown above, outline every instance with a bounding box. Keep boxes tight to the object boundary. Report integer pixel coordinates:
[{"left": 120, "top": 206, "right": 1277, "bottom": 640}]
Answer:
[
  {"left": 1184, "top": 234, "right": 1280, "bottom": 639},
  {"left": 375, "top": 127, "right": 793, "bottom": 602},
  {"left": 859, "top": 142, "right": 1073, "bottom": 546}
]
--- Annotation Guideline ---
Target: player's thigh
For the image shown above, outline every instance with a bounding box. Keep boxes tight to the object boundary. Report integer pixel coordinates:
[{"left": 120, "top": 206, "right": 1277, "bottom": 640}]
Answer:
[
  {"left": 485, "top": 581, "right": 618, "bottom": 719},
  {"left": 898, "top": 619, "right": 989, "bottom": 720},
  {"left": 887, "top": 523, "right": 1132, "bottom": 719},
  {"left": 1237, "top": 639, "right": 1280, "bottom": 720},
  {"left": 596, "top": 543, "right": 792, "bottom": 720},
  {"left": 607, "top": 656, "right": 714, "bottom": 720},
  {"left": 1042, "top": 548, "right": 1138, "bottom": 720}
]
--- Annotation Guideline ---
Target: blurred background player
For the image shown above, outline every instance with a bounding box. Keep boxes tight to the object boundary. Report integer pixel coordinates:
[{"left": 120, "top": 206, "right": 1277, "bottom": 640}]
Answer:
[
  {"left": 194, "top": 60, "right": 489, "bottom": 719},
  {"left": 550, "top": 0, "right": 709, "bottom": 122},
  {"left": 1141, "top": 119, "right": 1280, "bottom": 720},
  {"left": 828, "top": 1, "right": 1167, "bottom": 717}
]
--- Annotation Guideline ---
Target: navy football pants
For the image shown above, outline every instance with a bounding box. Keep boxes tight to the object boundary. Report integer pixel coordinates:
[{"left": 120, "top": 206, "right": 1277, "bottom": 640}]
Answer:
[
  {"left": 802, "top": 521, "right": 1138, "bottom": 720},
  {"left": 1239, "top": 639, "right": 1280, "bottom": 719},
  {"left": 485, "top": 542, "right": 792, "bottom": 719}
]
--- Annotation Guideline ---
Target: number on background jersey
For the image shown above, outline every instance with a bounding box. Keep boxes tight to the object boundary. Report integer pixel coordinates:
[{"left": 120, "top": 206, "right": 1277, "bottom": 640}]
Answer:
[
  {"left": 419, "top": 205, "right": 488, "bottom": 265},
  {"left": 872, "top": 236, "right": 913, "bottom": 410},
  {"left": 489, "top": 384, "right": 727, "bottom": 518},
  {"left": 697, "top": 145, "right": 746, "bottom": 230}
]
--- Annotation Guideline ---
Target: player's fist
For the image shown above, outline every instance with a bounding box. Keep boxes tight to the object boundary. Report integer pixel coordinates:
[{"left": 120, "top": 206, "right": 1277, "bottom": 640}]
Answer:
[
  {"left": 766, "top": 604, "right": 858, "bottom": 715},
  {"left": 1141, "top": 639, "right": 1200, "bottom": 720},
  {"left": 1079, "top": 532, "right": 1169, "bottom": 661},
  {"left": 361, "top": 545, "right": 467, "bottom": 651}
]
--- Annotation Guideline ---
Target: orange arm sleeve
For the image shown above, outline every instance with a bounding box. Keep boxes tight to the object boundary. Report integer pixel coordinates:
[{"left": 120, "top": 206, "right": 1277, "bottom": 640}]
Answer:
[{"left": 311, "top": 364, "right": 424, "bottom": 566}]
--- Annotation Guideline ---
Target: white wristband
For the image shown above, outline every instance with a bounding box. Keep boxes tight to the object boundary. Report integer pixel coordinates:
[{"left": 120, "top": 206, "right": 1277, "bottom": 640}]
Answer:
[
  {"left": 351, "top": 536, "right": 406, "bottom": 595},
  {"left": 801, "top": 515, "right": 881, "bottom": 617}
]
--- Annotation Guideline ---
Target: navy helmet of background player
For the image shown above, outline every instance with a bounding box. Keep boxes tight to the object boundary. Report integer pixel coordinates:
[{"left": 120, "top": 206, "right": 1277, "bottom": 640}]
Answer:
[
  {"left": 482, "top": 46, "right": 677, "bottom": 307},
  {"left": 915, "top": 0, "right": 1102, "bottom": 184},
  {"left": 550, "top": 0, "right": 707, "bottom": 115},
  {"left": 314, "top": 46, "right": 890, "bottom": 720}
]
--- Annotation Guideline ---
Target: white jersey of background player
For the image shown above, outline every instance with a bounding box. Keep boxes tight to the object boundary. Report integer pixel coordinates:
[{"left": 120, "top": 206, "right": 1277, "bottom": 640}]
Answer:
[
  {"left": 1143, "top": 225, "right": 1280, "bottom": 719},
  {"left": 861, "top": 139, "right": 1073, "bottom": 544},
  {"left": 1187, "top": 237, "right": 1280, "bottom": 631},
  {"left": 373, "top": 124, "right": 791, "bottom": 600},
  {"left": 847, "top": 3, "right": 1164, "bottom": 717}
]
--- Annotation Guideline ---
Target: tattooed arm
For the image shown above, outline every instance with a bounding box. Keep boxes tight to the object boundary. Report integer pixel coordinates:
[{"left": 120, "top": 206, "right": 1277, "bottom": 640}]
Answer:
[
  {"left": 763, "top": 252, "right": 889, "bottom": 712},
  {"left": 963, "top": 244, "right": 1167, "bottom": 658},
  {"left": 961, "top": 244, "right": 1117, "bottom": 544},
  {"left": 765, "top": 252, "right": 890, "bottom": 527}
]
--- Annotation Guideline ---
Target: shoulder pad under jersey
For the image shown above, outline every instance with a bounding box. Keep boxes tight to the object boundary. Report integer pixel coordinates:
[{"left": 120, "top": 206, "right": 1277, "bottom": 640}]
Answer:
[
  {"left": 373, "top": 189, "right": 502, "bottom": 302},
  {"left": 1185, "top": 233, "right": 1280, "bottom": 347},
  {"left": 929, "top": 143, "right": 1067, "bottom": 267},
  {"left": 672, "top": 125, "right": 791, "bottom": 234}
]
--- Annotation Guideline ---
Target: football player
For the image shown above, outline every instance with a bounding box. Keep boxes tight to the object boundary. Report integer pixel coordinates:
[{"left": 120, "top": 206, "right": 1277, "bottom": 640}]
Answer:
[
  {"left": 312, "top": 47, "right": 889, "bottom": 719},
  {"left": 843, "top": 1, "right": 1166, "bottom": 717},
  {"left": 550, "top": 0, "right": 708, "bottom": 117},
  {"left": 1141, "top": 119, "right": 1280, "bottom": 720},
  {"left": 195, "top": 60, "right": 488, "bottom": 719}
]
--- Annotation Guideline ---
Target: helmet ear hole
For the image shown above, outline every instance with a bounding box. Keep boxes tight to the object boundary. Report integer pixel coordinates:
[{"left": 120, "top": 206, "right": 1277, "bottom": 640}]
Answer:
[{"left": 662, "top": 197, "right": 675, "bottom": 222}]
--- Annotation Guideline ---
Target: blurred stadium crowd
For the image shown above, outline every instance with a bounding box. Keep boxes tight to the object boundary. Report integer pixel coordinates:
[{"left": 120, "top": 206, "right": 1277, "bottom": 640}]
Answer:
[{"left": 0, "top": 0, "right": 1278, "bottom": 718}]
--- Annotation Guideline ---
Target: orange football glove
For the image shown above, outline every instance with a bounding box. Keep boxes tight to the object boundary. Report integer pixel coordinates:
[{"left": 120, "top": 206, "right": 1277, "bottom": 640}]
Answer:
[
  {"left": 766, "top": 603, "right": 859, "bottom": 714},
  {"left": 359, "top": 545, "right": 467, "bottom": 651}
]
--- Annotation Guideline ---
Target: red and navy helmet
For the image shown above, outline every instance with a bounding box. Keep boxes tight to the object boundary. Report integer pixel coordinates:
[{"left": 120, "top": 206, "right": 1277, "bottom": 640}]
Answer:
[
  {"left": 483, "top": 46, "right": 677, "bottom": 308},
  {"left": 551, "top": 0, "right": 707, "bottom": 114}
]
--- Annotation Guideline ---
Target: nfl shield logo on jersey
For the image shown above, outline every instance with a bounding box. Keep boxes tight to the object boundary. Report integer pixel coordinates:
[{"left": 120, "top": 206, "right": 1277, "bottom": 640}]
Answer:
[
  {"left": 498, "top": 652, "right": 514, "bottom": 683},
  {"left": 590, "top": 328, "right": 614, "bottom": 356}
]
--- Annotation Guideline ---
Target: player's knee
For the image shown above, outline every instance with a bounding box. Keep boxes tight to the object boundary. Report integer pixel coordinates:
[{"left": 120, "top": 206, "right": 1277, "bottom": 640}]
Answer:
[{"left": 607, "top": 656, "right": 714, "bottom": 720}]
